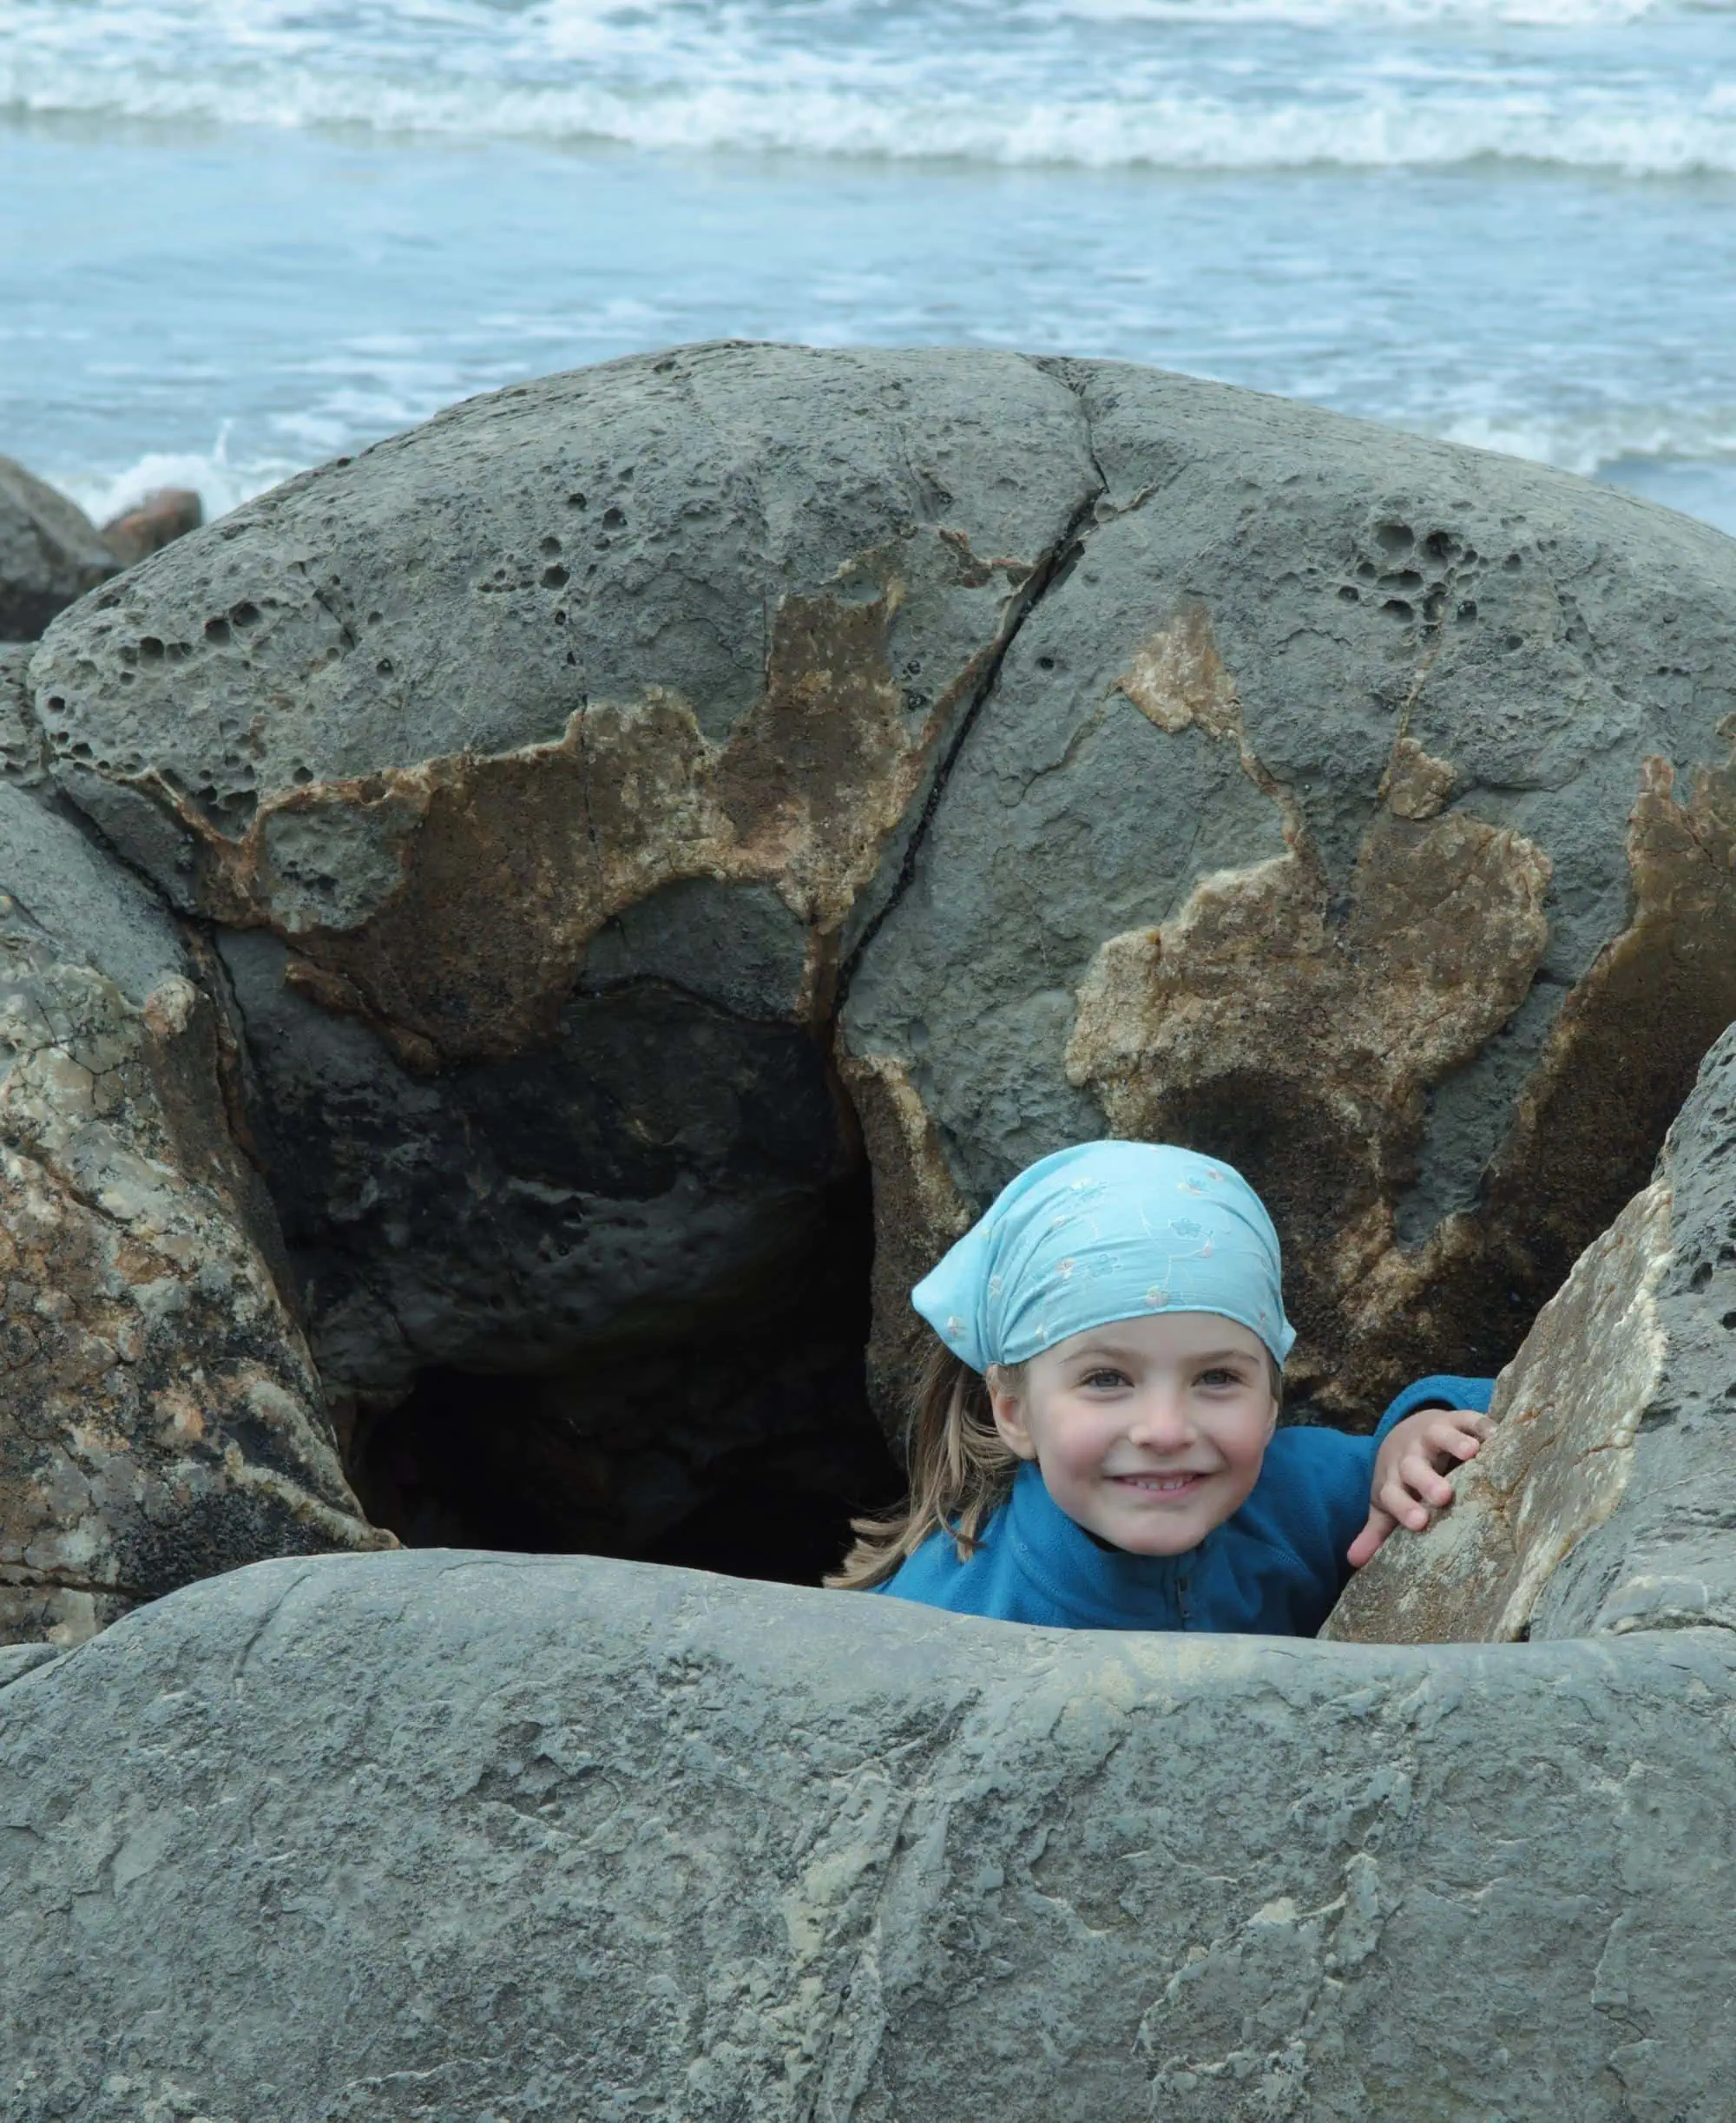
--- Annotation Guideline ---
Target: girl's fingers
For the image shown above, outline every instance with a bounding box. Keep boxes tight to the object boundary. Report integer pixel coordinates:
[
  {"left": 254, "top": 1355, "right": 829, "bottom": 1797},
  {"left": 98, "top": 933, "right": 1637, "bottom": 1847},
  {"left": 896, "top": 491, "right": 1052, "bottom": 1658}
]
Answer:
[
  {"left": 1347, "top": 1506, "right": 1397, "bottom": 1568},
  {"left": 1363, "top": 1410, "right": 1497, "bottom": 1561},
  {"left": 1399, "top": 1453, "right": 1457, "bottom": 1508},
  {"left": 1378, "top": 1477, "right": 1432, "bottom": 1532}
]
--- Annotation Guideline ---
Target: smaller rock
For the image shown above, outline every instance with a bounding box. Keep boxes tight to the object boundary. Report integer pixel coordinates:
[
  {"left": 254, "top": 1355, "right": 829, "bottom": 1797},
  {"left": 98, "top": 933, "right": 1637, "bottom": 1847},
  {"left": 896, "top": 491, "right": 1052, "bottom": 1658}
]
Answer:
[
  {"left": 1325, "top": 1016, "right": 1736, "bottom": 1643},
  {"left": 0, "top": 781, "right": 394, "bottom": 1647},
  {"left": 0, "top": 1643, "right": 59, "bottom": 1690},
  {"left": 0, "top": 459, "right": 117, "bottom": 641},
  {"left": 101, "top": 487, "right": 203, "bottom": 568},
  {"left": 0, "top": 645, "right": 49, "bottom": 792}
]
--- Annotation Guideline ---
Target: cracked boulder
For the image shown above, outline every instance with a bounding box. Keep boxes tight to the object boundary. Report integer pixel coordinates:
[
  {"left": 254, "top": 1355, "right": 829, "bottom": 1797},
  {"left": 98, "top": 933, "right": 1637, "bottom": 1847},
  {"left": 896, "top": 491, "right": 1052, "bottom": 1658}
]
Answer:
[
  {"left": 24, "top": 345, "right": 1736, "bottom": 1456},
  {"left": 841, "top": 359, "right": 1736, "bottom": 1422},
  {"left": 0, "top": 458, "right": 119, "bottom": 643},
  {"left": 0, "top": 779, "right": 389, "bottom": 1646},
  {"left": 1326, "top": 1018, "right": 1736, "bottom": 1645},
  {"left": 4, "top": 1551, "right": 1735, "bottom": 2120},
  {"left": 26, "top": 344, "right": 1101, "bottom": 1415}
]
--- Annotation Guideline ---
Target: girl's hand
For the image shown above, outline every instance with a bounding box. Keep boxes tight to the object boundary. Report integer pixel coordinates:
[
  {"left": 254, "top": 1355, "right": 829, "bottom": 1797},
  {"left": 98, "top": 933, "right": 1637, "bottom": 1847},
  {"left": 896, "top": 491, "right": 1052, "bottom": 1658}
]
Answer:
[{"left": 1347, "top": 1409, "right": 1496, "bottom": 1568}]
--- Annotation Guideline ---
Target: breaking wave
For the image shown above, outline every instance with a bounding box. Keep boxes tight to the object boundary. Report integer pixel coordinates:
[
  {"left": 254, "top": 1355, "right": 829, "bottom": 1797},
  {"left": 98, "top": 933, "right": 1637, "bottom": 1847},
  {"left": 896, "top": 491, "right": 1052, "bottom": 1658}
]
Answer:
[{"left": 4, "top": 0, "right": 1734, "bottom": 174}]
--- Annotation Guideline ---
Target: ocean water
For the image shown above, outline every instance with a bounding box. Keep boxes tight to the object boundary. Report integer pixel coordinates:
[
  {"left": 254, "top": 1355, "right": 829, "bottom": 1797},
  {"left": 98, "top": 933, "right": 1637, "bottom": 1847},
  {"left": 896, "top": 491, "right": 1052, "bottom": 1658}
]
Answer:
[{"left": 3, "top": 0, "right": 1735, "bottom": 534}]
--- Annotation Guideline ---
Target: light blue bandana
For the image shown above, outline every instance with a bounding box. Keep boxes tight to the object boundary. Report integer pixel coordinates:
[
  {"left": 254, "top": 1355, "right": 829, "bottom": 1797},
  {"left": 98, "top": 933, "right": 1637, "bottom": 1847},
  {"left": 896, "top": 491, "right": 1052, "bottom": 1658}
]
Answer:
[{"left": 913, "top": 1140, "right": 1296, "bottom": 1372}]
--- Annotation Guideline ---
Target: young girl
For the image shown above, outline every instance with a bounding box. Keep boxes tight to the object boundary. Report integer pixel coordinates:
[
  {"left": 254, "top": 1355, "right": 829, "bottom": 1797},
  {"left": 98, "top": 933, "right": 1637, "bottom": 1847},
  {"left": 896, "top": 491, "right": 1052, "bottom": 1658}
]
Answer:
[{"left": 831, "top": 1140, "right": 1495, "bottom": 1634}]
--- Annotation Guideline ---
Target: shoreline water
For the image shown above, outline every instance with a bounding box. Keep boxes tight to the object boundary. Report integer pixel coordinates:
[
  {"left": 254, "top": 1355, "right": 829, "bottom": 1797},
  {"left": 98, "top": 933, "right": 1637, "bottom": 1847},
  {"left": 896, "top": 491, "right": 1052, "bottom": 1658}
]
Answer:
[{"left": 7, "top": 0, "right": 1735, "bottom": 536}]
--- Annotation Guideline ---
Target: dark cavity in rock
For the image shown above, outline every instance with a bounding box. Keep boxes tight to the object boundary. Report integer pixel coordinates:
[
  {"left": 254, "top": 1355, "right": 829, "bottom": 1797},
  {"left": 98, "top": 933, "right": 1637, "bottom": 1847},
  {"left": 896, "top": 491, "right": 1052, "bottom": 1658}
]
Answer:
[{"left": 343, "top": 1170, "right": 901, "bottom": 1585}]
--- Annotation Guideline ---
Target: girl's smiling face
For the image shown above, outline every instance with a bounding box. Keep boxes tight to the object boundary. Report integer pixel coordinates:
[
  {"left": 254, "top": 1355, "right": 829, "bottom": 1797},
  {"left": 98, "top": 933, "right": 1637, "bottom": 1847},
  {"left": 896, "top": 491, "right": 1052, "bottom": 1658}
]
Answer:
[{"left": 988, "top": 1311, "right": 1279, "bottom": 1555}]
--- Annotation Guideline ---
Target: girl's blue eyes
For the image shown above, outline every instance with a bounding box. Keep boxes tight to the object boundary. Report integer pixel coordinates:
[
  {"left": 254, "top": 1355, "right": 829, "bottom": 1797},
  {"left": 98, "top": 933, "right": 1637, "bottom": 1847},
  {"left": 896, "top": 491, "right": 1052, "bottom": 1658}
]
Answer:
[{"left": 1077, "top": 1367, "right": 1249, "bottom": 1390}]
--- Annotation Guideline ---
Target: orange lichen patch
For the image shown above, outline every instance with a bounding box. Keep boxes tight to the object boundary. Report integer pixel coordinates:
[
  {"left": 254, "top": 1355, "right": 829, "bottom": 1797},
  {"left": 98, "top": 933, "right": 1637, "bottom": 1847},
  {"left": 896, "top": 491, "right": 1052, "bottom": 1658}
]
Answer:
[
  {"left": 1114, "top": 602, "right": 1244, "bottom": 745},
  {"left": 1067, "top": 699, "right": 1550, "bottom": 1388},
  {"left": 281, "top": 687, "right": 727, "bottom": 1066},
  {"left": 154, "top": 1387, "right": 206, "bottom": 1445},
  {"left": 1325, "top": 1176, "right": 1670, "bottom": 1644},
  {"left": 106, "top": 536, "right": 1029, "bottom": 1068},
  {"left": 1113, "top": 604, "right": 1304, "bottom": 834},
  {"left": 836, "top": 1048, "right": 973, "bottom": 1436}
]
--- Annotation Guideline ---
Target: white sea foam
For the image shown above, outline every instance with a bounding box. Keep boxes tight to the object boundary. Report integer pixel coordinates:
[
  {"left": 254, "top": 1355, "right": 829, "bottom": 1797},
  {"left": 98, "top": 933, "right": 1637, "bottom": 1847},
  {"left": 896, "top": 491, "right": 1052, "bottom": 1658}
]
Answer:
[
  {"left": 50, "top": 437, "right": 296, "bottom": 528},
  {"left": 3, "top": 0, "right": 1733, "bottom": 173},
  {"left": 1441, "top": 411, "right": 1736, "bottom": 480},
  {"left": 10, "top": 0, "right": 1736, "bottom": 547}
]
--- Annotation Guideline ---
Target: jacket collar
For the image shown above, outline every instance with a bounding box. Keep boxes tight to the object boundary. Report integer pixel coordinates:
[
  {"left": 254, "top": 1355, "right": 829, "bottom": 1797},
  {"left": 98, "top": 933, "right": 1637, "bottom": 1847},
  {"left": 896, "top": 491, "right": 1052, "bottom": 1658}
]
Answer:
[{"left": 1003, "top": 1461, "right": 1217, "bottom": 1626}]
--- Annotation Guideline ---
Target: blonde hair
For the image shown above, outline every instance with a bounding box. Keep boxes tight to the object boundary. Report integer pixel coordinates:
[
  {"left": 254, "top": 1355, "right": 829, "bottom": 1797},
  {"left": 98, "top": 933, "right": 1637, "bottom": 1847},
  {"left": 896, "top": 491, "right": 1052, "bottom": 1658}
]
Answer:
[
  {"left": 827, "top": 1326, "right": 1286, "bottom": 1591},
  {"left": 826, "top": 1333, "right": 1023, "bottom": 1590}
]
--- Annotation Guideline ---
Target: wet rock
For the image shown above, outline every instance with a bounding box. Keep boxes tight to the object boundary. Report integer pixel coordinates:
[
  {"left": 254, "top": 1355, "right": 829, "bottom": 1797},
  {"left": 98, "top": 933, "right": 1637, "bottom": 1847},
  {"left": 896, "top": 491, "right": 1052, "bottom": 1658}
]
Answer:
[
  {"left": 0, "top": 781, "right": 390, "bottom": 1646},
  {"left": 99, "top": 486, "right": 203, "bottom": 568},
  {"left": 0, "top": 458, "right": 117, "bottom": 642},
  {"left": 1327, "top": 1018, "right": 1736, "bottom": 1644},
  {"left": 3, "top": 1549, "right": 1733, "bottom": 2120}
]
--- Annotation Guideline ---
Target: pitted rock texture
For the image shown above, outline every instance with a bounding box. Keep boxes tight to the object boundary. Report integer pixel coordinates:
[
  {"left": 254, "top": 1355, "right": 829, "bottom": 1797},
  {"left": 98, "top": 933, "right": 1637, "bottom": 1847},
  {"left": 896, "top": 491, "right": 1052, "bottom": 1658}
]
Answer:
[
  {"left": 0, "top": 458, "right": 118, "bottom": 643},
  {"left": 24, "top": 346, "right": 1736, "bottom": 1436},
  {"left": 1328, "top": 1018, "right": 1736, "bottom": 1644},
  {"left": 0, "top": 782, "right": 389, "bottom": 1646},
  {"left": 29, "top": 345, "right": 1098, "bottom": 1403},
  {"left": 3, "top": 1552, "right": 1734, "bottom": 2122},
  {"left": 841, "top": 357, "right": 1736, "bottom": 1420}
]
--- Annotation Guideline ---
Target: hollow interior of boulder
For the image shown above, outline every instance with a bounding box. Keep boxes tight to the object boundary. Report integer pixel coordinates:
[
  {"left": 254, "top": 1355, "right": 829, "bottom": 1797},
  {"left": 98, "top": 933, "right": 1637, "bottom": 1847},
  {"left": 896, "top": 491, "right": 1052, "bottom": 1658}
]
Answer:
[{"left": 344, "top": 1170, "right": 903, "bottom": 1586}]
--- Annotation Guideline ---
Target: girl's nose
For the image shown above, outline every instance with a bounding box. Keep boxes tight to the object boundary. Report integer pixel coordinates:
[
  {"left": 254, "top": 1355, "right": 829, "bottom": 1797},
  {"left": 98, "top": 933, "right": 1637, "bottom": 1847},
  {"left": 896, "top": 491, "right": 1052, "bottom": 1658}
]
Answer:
[{"left": 1128, "top": 1393, "right": 1192, "bottom": 1449}]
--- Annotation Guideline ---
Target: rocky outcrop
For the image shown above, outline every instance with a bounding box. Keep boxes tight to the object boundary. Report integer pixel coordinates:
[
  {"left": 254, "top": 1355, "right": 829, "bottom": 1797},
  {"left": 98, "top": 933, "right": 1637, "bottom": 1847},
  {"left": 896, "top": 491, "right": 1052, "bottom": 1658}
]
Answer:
[
  {"left": 16, "top": 343, "right": 1736, "bottom": 1583},
  {"left": 3, "top": 1549, "right": 1733, "bottom": 2120},
  {"left": 1, "top": 645, "right": 48, "bottom": 792},
  {"left": 1326, "top": 1018, "right": 1736, "bottom": 1645},
  {"left": 0, "top": 459, "right": 119, "bottom": 642},
  {"left": 0, "top": 780, "right": 389, "bottom": 1646}
]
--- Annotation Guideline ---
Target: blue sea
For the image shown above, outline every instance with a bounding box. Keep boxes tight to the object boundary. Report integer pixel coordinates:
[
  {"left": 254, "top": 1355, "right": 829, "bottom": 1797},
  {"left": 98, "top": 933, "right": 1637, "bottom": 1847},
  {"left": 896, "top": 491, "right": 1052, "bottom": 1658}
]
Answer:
[{"left": 3, "top": 0, "right": 1735, "bottom": 535}]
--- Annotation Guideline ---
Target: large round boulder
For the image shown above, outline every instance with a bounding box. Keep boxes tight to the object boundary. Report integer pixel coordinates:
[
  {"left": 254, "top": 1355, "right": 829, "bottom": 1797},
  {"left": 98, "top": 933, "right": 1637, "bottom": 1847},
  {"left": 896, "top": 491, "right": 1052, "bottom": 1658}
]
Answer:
[
  {"left": 23, "top": 345, "right": 1736, "bottom": 1539},
  {"left": 26, "top": 347, "right": 1097, "bottom": 1485}
]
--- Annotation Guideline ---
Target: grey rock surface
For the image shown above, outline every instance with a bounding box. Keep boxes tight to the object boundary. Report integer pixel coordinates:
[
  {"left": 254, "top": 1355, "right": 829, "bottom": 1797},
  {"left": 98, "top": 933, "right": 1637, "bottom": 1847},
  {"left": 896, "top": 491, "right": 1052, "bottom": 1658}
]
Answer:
[
  {"left": 1332, "top": 1016, "right": 1736, "bottom": 1643},
  {"left": 0, "top": 782, "right": 390, "bottom": 1646},
  {"left": 0, "top": 457, "right": 117, "bottom": 642},
  {"left": 0, "top": 646, "right": 49, "bottom": 792},
  {"left": 2, "top": 1549, "right": 1733, "bottom": 2122},
  {"left": 29, "top": 344, "right": 1098, "bottom": 1406},
  {"left": 0, "top": 1641, "right": 59, "bottom": 1688},
  {"left": 23, "top": 345, "right": 1736, "bottom": 1448},
  {"left": 842, "top": 358, "right": 1736, "bottom": 1417}
]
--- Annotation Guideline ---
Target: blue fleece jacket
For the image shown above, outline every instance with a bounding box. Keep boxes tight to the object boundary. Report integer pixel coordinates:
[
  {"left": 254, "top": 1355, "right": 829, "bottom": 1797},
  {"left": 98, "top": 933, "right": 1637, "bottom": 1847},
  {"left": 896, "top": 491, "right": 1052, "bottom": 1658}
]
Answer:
[{"left": 876, "top": 1374, "right": 1496, "bottom": 1635}]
